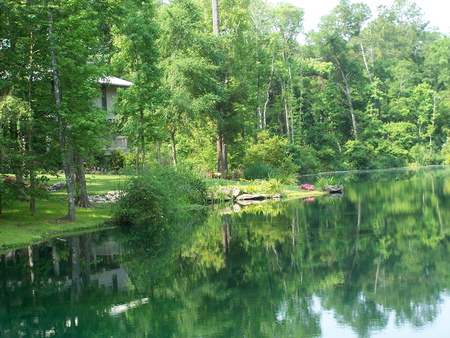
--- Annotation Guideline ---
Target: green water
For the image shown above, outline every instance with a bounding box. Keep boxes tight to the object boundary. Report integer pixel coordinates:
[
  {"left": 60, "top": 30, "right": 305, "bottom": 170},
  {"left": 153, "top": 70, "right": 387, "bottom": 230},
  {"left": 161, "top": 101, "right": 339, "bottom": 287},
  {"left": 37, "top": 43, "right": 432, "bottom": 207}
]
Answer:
[{"left": 2, "top": 166, "right": 450, "bottom": 337}]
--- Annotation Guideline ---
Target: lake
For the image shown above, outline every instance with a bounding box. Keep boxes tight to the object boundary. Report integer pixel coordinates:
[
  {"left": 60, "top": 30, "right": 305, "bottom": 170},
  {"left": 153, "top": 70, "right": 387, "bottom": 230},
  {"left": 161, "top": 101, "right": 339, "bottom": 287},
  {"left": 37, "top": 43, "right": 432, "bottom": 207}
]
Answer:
[{"left": 1, "top": 166, "right": 450, "bottom": 337}]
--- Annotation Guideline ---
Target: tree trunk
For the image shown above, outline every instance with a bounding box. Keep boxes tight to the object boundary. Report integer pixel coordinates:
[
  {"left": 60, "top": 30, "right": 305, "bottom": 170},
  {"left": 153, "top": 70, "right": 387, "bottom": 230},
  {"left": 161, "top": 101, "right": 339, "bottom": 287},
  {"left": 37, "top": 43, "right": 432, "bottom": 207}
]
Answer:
[
  {"left": 359, "top": 37, "right": 372, "bottom": 84},
  {"left": 359, "top": 37, "right": 383, "bottom": 116},
  {"left": 61, "top": 149, "right": 76, "bottom": 221},
  {"left": 281, "top": 78, "right": 290, "bottom": 140},
  {"left": 75, "top": 155, "right": 91, "bottom": 208},
  {"left": 140, "top": 110, "right": 146, "bottom": 167},
  {"left": 288, "top": 65, "right": 295, "bottom": 144},
  {"left": 48, "top": 8, "right": 76, "bottom": 221},
  {"left": 135, "top": 143, "right": 140, "bottom": 174},
  {"left": 170, "top": 128, "right": 178, "bottom": 167},
  {"left": 29, "top": 172, "right": 36, "bottom": 216},
  {"left": 222, "top": 215, "right": 231, "bottom": 253},
  {"left": 211, "top": 0, "right": 228, "bottom": 174},
  {"left": 262, "top": 57, "right": 275, "bottom": 130},
  {"left": 334, "top": 56, "right": 358, "bottom": 140},
  {"left": 216, "top": 123, "right": 228, "bottom": 173},
  {"left": 156, "top": 140, "right": 161, "bottom": 164},
  {"left": 70, "top": 236, "right": 81, "bottom": 299},
  {"left": 298, "top": 59, "right": 305, "bottom": 144},
  {"left": 257, "top": 72, "right": 262, "bottom": 129},
  {"left": 212, "top": 0, "right": 220, "bottom": 35},
  {"left": 27, "top": 103, "right": 36, "bottom": 216}
]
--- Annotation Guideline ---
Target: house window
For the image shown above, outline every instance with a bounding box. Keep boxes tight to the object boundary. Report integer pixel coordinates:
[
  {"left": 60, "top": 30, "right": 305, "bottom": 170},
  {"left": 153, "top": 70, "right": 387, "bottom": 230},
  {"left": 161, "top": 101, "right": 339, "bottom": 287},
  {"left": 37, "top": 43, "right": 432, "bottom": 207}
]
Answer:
[{"left": 101, "top": 84, "right": 107, "bottom": 110}]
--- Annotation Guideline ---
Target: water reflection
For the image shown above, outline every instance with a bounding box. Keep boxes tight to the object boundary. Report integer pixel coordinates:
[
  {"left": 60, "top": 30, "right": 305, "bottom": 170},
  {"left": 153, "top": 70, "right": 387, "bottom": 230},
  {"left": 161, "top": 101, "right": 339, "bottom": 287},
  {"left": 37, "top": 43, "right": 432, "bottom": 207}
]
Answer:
[{"left": 1, "top": 166, "right": 450, "bottom": 337}]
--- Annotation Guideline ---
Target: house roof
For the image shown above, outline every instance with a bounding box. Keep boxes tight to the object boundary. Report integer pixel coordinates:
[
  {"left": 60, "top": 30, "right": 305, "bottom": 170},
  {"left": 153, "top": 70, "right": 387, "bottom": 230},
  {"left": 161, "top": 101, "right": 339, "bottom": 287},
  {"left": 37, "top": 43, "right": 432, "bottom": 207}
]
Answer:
[{"left": 98, "top": 76, "right": 133, "bottom": 87}]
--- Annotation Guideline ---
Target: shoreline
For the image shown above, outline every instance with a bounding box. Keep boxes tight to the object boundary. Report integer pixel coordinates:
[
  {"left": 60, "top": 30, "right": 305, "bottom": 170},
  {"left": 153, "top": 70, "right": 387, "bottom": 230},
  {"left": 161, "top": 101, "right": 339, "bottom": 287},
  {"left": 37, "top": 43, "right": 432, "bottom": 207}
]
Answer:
[{"left": 0, "top": 187, "right": 322, "bottom": 253}]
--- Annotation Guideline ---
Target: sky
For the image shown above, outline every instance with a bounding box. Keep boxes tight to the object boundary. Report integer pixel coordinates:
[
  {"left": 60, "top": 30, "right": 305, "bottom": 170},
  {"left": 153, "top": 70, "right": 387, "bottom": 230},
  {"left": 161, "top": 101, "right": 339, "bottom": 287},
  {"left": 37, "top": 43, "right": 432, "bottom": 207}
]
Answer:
[{"left": 271, "top": 0, "right": 450, "bottom": 35}]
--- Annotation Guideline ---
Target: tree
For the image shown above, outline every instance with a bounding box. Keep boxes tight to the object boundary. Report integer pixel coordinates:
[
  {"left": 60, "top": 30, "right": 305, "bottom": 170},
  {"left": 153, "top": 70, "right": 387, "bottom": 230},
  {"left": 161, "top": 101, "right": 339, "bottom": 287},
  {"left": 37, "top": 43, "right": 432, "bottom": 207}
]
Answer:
[
  {"left": 332, "top": 0, "right": 373, "bottom": 82},
  {"left": 0, "top": 95, "right": 33, "bottom": 215},
  {"left": 1, "top": 0, "right": 105, "bottom": 218},
  {"left": 313, "top": 13, "right": 364, "bottom": 141},
  {"left": 211, "top": 0, "right": 228, "bottom": 173},
  {"left": 157, "top": 0, "right": 222, "bottom": 167},
  {"left": 46, "top": 1, "right": 106, "bottom": 220},
  {"left": 271, "top": 3, "right": 303, "bottom": 142},
  {"left": 110, "top": 0, "right": 160, "bottom": 171}
]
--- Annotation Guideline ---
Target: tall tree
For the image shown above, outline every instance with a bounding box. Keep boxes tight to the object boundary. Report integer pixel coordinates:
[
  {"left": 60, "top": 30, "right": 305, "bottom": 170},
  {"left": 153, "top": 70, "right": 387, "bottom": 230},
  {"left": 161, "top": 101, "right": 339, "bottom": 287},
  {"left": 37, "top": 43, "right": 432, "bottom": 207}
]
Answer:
[
  {"left": 312, "top": 3, "right": 371, "bottom": 141},
  {"left": 110, "top": 0, "right": 160, "bottom": 171},
  {"left": 45, "top": 1, "right": 105, "bottom": 220},
  {"left": 211, "top": 0, "right": 228, "bottom": 173},
  {"left": 157, "top": 0, "right": 222, "bottom": 167},
  {"left": 271, "top": 3, "right": 303, "bottom": 142}
]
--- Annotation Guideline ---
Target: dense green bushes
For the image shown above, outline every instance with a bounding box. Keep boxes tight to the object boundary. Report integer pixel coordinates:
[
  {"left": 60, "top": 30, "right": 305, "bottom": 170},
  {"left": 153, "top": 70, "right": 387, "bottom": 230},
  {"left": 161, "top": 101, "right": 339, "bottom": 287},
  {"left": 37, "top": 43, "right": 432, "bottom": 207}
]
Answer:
[
  {"left": 243, "top": 130, "right": 299, "bottom": 183},
  {"left": 112, "top": 166, "right": 207, "bottom": 226}
]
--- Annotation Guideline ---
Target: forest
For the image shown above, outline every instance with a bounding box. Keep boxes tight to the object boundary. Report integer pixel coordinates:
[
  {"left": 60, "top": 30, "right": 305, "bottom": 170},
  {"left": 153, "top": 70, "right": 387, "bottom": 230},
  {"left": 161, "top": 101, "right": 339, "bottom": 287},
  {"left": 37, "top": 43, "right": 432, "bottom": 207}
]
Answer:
[{"left": 2, "top": 0, "right": 450, "bottom": 219}]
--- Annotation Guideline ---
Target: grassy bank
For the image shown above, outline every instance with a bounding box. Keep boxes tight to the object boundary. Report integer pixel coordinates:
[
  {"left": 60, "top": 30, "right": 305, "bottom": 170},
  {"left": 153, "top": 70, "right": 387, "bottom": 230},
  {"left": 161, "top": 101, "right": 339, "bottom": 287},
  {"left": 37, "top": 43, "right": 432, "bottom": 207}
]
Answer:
[
  {"left": 206, "top": 178, "right": 325, "bottom": 200},
  {"left": 0, "top": 174, "right": 124, "bottom": 252},
  {"left": 0, "top": 174, "right": 321, "bottom": 252}
]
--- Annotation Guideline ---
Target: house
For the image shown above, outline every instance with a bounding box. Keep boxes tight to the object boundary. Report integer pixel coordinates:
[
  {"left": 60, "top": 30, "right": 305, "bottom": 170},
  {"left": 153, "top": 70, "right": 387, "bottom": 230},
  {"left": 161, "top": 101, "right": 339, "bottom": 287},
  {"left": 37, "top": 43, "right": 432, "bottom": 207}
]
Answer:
[{"left": 94, "top": 76, "right": 133, "bottom": 153}]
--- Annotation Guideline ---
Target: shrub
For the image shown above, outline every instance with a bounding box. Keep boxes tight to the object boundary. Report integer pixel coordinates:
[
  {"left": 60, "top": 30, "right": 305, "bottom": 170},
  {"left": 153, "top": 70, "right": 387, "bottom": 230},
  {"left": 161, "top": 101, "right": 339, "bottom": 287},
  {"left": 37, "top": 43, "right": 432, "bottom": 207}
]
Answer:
[
  {"left": 287, "top": 144, "right": 320, "bottom": 175},
  {"left": 274, "top": 170, "right": 298, "bottom": 185},
  {"left": 267, "top": 178, "right": 283, "bottom": 194},
  {"left": 315, "top": 175, "right": 339, "bottom": 190},
  {"left": 244, "top": 130, "right": 289, "bottom": 167},
  {"left": 244, "top": 162, "right": 275, "bottom": 180},
  {"left": 410, "top": 144, "right": 444, "bottom": 166},
  {"left": 108, "top": 150, "right": 126, "bottom": 171},
  {"left": 112, "top": 165, "right": 207, "bottom": 226},
  {"left": 374, "top": 139, "right": 409, "bottom": 168},
  {"left": 244, "top": 130, "right": 299, "bottom": 180},
  {"left": 343, "top": 140, "right": 375, "bottom": 170},
  {"left": 442, "top": 138, "right": 450, "bottom": 164}
]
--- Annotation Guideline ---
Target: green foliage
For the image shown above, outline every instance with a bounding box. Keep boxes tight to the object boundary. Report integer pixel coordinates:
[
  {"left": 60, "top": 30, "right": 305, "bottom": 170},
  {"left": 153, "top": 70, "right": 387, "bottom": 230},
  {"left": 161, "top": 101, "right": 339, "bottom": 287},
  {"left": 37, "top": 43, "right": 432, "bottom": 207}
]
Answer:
[
  {"left": 245, "top": 130, "right": 288, "bottom": 167},
  {"left": 2, "top": 0, "right": 450, "bottom": 203},
  {"left": 108, "top": 150, "right": 125, "bottom": 172},
  {"left": 244, "top": 130, "right": 299, "bottom": 180},
  {"left": 243, "top": 162, "right": 275, "bottom": 180},
  {"left": 97, "top": 150, "right": 126, "bottom": 172},
  {"left": 441, "top": 138, "right": 450, "bottom": 164},
  {"left": 267, "top": 178, "right": 283, "bottom": 194},
  {"left": 288, "top": 144, "right": 320, "bottom": 175},
  {"left": 315, "top": 175, "right": 340, "bottom": 190},
  {"left": 112, "top": 165, "right": 207, "bottom": 226},
  {"left": 0, "top": 176, "right": 17, "bottom": 209},
  {"left": 410, "top": 144, "right": 444, "bottom": 166},
  {"left": 343, "top": 140, "right": 376, "bottom": 170}
]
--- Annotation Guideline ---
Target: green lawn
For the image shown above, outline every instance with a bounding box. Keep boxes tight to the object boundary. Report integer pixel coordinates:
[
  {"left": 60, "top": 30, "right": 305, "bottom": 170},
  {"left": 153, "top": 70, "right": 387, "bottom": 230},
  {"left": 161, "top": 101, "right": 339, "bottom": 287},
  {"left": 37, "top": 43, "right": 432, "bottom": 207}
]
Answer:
[{"left": 0, "top": 174, "right": 122, "bottom": 252}]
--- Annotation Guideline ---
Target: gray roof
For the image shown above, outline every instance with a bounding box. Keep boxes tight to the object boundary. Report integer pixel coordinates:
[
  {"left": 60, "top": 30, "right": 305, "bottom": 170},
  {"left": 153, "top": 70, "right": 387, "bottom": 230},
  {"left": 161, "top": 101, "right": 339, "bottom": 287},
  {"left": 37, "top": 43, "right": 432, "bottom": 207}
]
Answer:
[{"left": 98, "top": 76, "right": 133, "bottom": 87}]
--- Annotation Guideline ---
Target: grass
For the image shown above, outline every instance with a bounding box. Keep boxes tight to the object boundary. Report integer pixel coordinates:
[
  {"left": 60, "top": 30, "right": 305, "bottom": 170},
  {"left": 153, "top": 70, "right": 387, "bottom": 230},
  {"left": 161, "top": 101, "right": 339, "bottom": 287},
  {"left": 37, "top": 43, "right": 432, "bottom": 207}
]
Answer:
[
  {"left": 0, "top": 173, "right": 122, "bottom": 252},
  {"left": 0, "top": 173, "right": 321, "bottom": 252}
]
